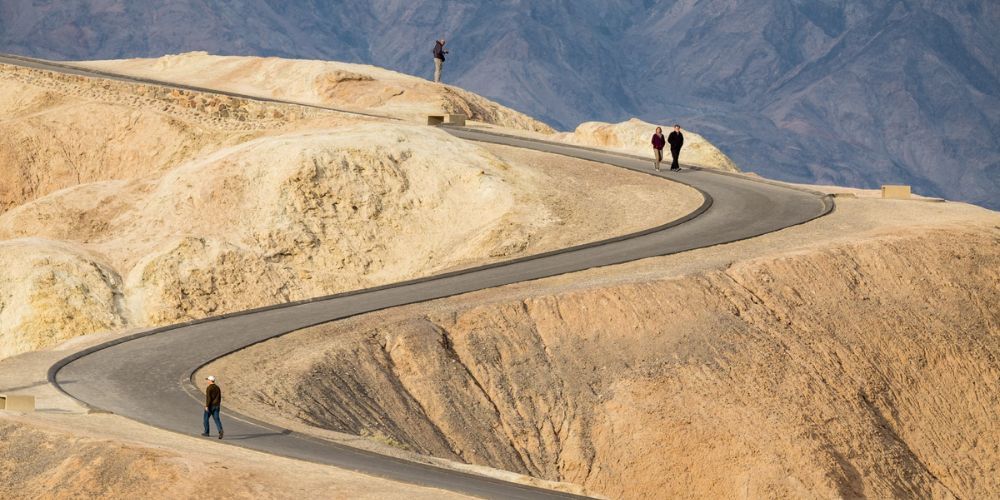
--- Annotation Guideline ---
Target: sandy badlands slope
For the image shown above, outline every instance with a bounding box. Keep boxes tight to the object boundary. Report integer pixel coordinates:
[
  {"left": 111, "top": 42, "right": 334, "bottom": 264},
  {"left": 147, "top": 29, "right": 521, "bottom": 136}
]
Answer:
[
  {"left": 0, "top": 60, "right": 700, "bottom": 361},
  {"left": 0, "top": 415, "right": 463, "bottom": 500},
  {"left": 77, "top": 53, "right": 739, "bottom": 172},
  {"left": 4, "top": 52, "right": 995, "bottom": 499},
  {"left": 77, "top": 52, "right": 554, "bottom": 132},
  {"left": 210, "top": 196, "right": 999, "bottom": 499}
]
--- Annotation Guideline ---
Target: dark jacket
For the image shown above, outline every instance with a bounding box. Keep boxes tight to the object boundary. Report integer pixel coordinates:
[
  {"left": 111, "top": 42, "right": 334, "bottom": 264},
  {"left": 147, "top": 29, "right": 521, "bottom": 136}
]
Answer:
[
  {"left": 667, "top": 131, "right": 684, "bottom": 150},
  {"left": 206, "top": 384, "right": 222, "bottom": 408},
  {"left": 652, "top": 133, "right": 666, "bottom": 150},
  {"left": 433, "top": 41, "right": 447, "bottom": 61}
]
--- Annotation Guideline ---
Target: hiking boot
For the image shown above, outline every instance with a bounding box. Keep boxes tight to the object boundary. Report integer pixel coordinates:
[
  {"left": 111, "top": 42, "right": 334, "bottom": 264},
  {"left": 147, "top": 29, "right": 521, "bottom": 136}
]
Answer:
[
  {"left": 201, "top": 432, "right": 209, "bottom": 437},
  {"left": 219, "top": 430, "right": 224, "bottom": 439}
]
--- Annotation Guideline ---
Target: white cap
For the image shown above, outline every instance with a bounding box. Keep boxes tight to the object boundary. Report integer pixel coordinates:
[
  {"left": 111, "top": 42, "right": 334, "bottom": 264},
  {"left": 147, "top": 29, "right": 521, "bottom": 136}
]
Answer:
[{"left": 206, "top": 375, "right": 216, "bottom": 382}]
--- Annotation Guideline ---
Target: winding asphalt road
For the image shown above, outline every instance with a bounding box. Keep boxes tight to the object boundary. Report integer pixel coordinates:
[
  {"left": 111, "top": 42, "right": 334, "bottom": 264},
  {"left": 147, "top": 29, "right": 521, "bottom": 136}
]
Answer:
[{"left": 3, "top": 54, "right": 833, "bottom": 499}]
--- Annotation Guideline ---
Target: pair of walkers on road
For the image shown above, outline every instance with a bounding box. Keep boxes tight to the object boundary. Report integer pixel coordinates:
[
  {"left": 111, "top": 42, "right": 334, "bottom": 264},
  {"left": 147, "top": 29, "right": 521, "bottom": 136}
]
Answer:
[
  {"left": 652, "top": 125, "right": 684, "bottom": 172},
  {"left": 201, "top": 375, "right": 223, "bottom": 439}
]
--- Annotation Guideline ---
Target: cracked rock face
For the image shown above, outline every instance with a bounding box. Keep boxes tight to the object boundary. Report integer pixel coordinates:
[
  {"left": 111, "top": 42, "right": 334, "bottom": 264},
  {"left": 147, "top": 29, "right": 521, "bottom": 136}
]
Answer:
[
  {"left": 0, "top": 240, "right": 126, "bottom": 359},
  {"left": 219, "top": 227, "right": 1000, "bottom": 499}
]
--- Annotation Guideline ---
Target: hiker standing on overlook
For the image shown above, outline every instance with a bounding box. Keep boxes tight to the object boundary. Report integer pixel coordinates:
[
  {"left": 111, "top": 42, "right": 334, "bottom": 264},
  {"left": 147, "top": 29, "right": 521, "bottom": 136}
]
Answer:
[
  {"left": 651, "top": 126, "right": 666, "bottom": 171},
  {"left": 667, "top": 124, "right": 684, "bottom": 171},
  {"left": 201, "top": 375, "right": 223, "bottom": 439},
  {"left": 433, "top": 39, "right": 448, "bottom": 83}
]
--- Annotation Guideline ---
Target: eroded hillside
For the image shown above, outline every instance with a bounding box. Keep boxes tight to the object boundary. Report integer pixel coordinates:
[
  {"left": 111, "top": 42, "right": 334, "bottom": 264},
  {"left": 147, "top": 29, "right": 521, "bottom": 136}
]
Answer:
[
  {"left": 0, "top": 60, "right": 700, "bottom": 360},
  {"left": 76, "top": 52, "right": 554, "bottom": 132},
  {"left": 211, "top": 199, "right": 1000, "bottom": 499}
]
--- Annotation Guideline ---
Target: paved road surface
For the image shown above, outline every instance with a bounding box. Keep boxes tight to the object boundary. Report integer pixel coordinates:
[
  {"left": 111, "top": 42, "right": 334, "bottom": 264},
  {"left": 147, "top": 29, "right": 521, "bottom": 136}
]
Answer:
[{"left": 3, "top": 54, "right": 833, "bottom": 499}]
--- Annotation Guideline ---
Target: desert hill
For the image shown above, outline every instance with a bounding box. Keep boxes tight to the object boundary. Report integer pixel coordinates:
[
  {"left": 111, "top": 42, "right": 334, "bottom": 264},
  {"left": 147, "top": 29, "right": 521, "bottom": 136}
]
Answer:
[
  {"left": 3, "top": 1, "right": 997, "bottom": 209},
  {"left": 210, "top": 196, "right": 1000, "bottom": 499},
  {"left": 76, "top": 53, "right": 741, "bottom": 172},
  {"left": 76, "top": 52, "right": 553, "bottom": 132},
  {"left": 0, "top": 52, "right": 997, "bottom": 500},
  {"left": 0, "top": 57, "right": 701, "bottom": 360}
]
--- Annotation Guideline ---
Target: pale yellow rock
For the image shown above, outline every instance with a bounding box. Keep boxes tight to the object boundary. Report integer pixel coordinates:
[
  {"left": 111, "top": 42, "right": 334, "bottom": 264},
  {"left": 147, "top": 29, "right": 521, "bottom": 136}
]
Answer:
[
  {"left": 0, "top": 124, "right": 531, "bottom": 331},
  {"left": 0, "top": 75, "right": 252, "bottom": 213},
  {"left": 0, "top": 239, "right": 126, "bottom": 359},
  {"left": 553, "top": 118, "right": 740, "bottom": 172}
]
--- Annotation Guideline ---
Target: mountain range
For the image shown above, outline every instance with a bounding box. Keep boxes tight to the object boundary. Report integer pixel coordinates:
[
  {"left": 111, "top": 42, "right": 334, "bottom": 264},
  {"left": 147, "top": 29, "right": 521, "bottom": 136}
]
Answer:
[{"left": 1, "top": 0, "right": 997, "bottom": 208}]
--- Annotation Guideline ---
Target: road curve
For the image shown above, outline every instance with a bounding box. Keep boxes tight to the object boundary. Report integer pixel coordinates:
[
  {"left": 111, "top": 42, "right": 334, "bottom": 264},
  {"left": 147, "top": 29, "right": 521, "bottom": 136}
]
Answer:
[{"left": 3, "top": 54, "right": 832, "bottom": 498}]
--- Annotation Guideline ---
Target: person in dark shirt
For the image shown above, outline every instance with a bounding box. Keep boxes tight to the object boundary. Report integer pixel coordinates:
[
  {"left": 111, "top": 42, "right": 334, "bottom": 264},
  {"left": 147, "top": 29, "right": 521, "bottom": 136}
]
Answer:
[
  {"left": 202, "top": 375, "right": 223, "bottom": 439},
  {"left": 433, "top": 39, "right": 449, "bottom": 83},
  {"left": 651, "top": 126, "right": 666, "bottom": 171},
  {"left": 667, "top": 124, "right": 684, "bottom": 171}
]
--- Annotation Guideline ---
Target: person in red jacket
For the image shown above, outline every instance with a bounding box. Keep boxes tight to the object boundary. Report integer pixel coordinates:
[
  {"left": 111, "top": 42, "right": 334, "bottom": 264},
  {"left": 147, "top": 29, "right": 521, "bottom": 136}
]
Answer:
[
  {"left": 667, "top": 124, "right": 684, "bottom": 171},
  {"left": 651, "top": 126, "right": 666, "bottom": 171}
]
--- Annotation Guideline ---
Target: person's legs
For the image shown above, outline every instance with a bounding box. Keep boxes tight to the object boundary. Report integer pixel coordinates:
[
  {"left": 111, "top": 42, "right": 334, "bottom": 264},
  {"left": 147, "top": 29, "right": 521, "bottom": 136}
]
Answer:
[
  {"left": 434, "top": 58, "right": 443, "bottom": 83},
  {"left": 654, "top": 148, "right": 662, "bottom": 170},
  {"left": 202, "top": 409, "right": 210, "bottom": 435},
  {"left": 671, "top": 148, "right": 681, "bottom": 170},
  {"left": 211, "top": 407, "right": 223, "bottom": 434}
]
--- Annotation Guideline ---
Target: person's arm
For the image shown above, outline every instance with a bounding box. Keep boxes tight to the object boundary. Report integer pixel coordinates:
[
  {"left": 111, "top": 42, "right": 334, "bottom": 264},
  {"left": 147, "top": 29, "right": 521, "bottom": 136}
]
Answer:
[{"left": 205, "top": 387, "right": 210, "bottom": 410}]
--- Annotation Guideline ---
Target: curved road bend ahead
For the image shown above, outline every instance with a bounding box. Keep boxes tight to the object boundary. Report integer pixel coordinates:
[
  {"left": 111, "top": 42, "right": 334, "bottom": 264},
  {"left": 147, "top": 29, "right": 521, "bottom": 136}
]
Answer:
[{"left": 3, "top": 54, "right": 832, "bottom": 498}]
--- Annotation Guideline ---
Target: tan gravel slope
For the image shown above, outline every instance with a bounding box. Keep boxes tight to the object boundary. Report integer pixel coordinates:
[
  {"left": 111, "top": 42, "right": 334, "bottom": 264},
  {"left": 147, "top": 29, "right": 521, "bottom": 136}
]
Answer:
[
  {"left": 210, "top": 198, "right": 1000, "bottom": 499},
  {"left": 0, "top": 416, "right": 464, "bottom": 500}
]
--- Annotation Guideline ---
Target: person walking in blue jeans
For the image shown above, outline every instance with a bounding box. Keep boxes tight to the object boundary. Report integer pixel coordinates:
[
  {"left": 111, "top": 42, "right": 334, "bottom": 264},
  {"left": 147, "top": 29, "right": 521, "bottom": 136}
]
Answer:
[{"left": 202, "top": 375, "right": 223, "bottom": 439}]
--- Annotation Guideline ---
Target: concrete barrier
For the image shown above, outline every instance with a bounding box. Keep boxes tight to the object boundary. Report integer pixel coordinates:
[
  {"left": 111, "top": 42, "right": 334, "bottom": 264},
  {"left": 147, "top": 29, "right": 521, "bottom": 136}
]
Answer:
[
  {"left": 0, "top": 395, "right": 35, "bottom": 412},
  {"left": 881, "top": 185, "right": 911, "bottom": 199},
  {"left": 427, "top": 114, "right": 466, "bottom": 126}
]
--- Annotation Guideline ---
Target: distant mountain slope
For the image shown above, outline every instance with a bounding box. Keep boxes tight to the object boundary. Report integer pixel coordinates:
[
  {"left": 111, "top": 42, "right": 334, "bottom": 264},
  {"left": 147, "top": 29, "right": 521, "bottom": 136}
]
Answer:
[{"left": 1, "top": 0, "right": 997, "bottom": 208}]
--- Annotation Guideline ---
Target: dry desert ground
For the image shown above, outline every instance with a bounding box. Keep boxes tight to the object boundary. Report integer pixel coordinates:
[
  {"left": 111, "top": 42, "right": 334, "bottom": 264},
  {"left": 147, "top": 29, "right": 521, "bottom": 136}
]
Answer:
[{"left": 1, "top": 53, "right": 998, "bottom": 499}]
